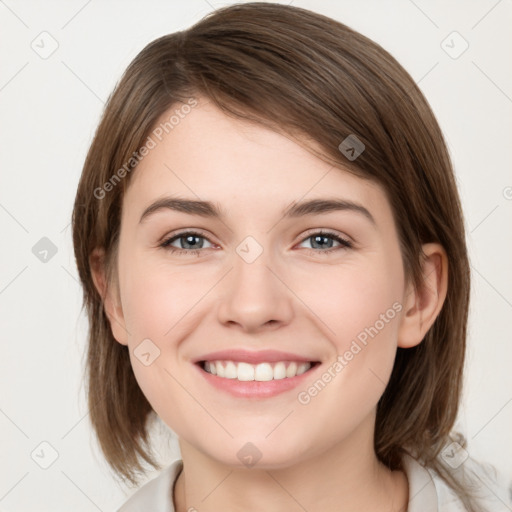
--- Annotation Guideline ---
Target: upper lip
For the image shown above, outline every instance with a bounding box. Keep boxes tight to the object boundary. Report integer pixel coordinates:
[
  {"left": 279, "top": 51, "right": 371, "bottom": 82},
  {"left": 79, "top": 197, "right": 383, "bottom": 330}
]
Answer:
[{"left": 193, "top": 349, "right": 319, "bottom": 365}]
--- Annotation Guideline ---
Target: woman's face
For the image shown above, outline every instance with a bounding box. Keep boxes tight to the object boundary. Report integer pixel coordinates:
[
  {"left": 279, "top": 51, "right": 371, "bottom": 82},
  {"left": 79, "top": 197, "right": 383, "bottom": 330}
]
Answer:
[{"left": 110, "top": 96, "right": 409, "bottom": 468}]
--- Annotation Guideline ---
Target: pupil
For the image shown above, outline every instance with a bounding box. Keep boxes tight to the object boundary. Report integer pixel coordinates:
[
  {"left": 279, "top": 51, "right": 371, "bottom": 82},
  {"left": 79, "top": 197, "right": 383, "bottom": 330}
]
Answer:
[
  {"left": 313, "top": 235, "right": 331, "bottom": 249},
  {"left": 184, "top": 235, "right": 201, "bottom": 249}
]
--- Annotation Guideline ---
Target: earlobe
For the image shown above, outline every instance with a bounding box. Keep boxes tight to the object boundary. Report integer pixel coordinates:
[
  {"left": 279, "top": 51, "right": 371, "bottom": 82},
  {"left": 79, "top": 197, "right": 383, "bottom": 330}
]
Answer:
[
  {"left": 89, "top": 248, "right": 129, "bottom": 346},
  {"left": 397, "top": 243, "right": 448, "bottom": 349}
]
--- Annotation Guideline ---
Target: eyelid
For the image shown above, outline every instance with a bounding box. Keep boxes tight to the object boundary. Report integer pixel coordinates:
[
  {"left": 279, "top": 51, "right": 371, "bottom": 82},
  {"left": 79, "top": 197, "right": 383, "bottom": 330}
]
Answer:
[
  {"left": 164, "top": 227, "right": 207, "bottom": 238},
  {"left": 298, "top": 228, "right": 353, "bottom": 245},
  {"left": 160, "top": 228, "right": 213, "bottom": 244}
]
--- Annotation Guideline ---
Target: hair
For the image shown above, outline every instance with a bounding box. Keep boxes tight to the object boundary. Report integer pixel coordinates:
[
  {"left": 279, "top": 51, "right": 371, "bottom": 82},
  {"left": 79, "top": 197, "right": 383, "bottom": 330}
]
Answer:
[{"left": 72, "top": 2, "right": 486, "bottom": 509}]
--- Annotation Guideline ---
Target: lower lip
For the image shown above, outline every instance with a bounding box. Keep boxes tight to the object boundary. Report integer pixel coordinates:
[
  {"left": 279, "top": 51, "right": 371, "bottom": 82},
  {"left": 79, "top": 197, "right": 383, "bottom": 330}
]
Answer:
[{"left": 195, "top": 363, "right": 319, "bottom": 399}]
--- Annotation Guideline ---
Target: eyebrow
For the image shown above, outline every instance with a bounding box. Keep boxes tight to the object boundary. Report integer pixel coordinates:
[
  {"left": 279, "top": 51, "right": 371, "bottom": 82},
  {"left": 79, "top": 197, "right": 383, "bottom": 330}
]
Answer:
[{"left": 139, "top": 197, "right": 376, "bottom": 225}]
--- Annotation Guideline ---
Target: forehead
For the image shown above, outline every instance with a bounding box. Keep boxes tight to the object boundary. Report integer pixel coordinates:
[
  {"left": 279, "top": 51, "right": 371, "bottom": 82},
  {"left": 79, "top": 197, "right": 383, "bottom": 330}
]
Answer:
[{"left": 124, "top": 98, "right": 389, "bottom": 222}]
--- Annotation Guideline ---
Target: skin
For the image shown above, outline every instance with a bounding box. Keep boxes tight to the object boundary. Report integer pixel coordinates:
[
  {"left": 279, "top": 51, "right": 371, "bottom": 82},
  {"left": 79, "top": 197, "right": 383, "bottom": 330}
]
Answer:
[{"left": 91, "top": 96, "right": 448, "bottom": 512}]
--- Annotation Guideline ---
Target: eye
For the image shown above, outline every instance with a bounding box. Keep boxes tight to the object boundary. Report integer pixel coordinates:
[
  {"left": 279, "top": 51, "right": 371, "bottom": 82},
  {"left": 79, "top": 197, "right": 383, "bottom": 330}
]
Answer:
[
  {"left": 297, "top": 230, "right": 352, "bottom": 255},
  {"left": 159, "top": 229, "right": 353, "bottom": 257},
  {"left": 160, "top": 230, "right": 215, "bottom": 256}
]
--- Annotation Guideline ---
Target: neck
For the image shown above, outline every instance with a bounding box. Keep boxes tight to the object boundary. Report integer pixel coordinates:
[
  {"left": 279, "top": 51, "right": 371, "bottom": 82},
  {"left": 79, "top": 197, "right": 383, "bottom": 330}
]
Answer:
[{"left": 173, "top": 412, "right": 409, "bottom": 512}]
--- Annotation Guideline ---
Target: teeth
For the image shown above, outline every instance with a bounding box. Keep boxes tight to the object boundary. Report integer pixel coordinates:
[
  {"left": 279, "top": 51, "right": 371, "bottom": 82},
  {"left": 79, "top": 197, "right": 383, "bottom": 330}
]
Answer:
[
  {"left": 225, "top": 361, "right": 237, "bottom": 379},
  {"left": 254, "top": 363, "right": 273, "bottom": 381},
  {"left": 286, "top": 362, "right": 297, "bottom": 378},
  {"left": 273, "top": 362, "right": 286, "bottom": 380},
  {"left": 296, "top": 363, "right": 309, "bottom": 375},
  {"left": 237, "top": 362, "right": 255, "bottom": 381},
  {"left": 203, "top": 360, "right": 313, "bottom": 381}
]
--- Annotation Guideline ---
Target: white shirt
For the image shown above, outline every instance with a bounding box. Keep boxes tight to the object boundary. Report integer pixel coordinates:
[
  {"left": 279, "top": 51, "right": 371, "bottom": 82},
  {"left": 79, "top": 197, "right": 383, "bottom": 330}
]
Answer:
[{"left": 117, "top": 453, "right": 511, "bottom": 511}]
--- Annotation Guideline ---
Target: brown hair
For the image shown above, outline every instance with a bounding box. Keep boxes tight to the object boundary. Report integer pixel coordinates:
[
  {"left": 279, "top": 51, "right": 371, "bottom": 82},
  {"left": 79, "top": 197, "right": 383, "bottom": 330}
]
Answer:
[{"left": 72, "top": 2, "right": 484, "bottom": 509}]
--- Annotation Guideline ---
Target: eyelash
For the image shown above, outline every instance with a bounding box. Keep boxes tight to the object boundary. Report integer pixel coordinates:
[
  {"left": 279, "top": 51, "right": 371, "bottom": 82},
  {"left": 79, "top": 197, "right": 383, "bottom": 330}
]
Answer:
[{"left": 159, "top": 229, "right": 353, "bottom": 257}]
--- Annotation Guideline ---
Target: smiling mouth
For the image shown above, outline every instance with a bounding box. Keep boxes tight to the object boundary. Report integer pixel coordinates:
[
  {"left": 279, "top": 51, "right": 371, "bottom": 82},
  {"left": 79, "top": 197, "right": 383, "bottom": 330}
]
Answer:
[{"left": 199, "top": 360, "right": 319, "bottom": 381}]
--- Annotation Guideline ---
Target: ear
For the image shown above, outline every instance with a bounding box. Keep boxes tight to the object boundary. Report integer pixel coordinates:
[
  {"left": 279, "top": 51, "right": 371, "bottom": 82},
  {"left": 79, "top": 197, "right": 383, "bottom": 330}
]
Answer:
[
  {"left": 397, "top": 243, "right": 448, "bottom": 348},
  {"left": 89, "top": 247, "right": 129, "bottom": 346}
]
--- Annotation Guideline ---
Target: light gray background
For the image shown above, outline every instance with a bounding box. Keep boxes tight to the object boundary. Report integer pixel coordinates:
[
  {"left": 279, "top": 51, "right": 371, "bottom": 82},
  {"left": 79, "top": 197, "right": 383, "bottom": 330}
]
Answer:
[{"left": 1, "top": 0, "right": 511, "bottom": 510}]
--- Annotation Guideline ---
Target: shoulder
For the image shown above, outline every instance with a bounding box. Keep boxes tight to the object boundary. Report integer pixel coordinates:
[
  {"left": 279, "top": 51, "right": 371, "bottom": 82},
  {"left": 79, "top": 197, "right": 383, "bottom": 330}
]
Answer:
[
  {"left": 117, "top": 459, "right": 183, "bottom": 512},
  {"left": 402, "top": 452, "right": 512, "bottom": 511}
]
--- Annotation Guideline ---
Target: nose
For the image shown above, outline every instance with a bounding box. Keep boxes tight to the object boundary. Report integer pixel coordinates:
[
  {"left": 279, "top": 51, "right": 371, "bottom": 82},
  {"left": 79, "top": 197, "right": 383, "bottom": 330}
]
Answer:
[{"left": 216, "top": 247, "right": 295, "bottom": 333}]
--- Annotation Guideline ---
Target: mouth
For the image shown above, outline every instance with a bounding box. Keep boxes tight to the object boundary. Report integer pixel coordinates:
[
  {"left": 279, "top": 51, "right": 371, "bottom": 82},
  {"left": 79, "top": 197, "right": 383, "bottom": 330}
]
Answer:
[
  {"left": 194, "top": 351, "right": 321, "bottom": 399},
  {"left": 199, "top": 360, "right": 318, "bottom": 381}
]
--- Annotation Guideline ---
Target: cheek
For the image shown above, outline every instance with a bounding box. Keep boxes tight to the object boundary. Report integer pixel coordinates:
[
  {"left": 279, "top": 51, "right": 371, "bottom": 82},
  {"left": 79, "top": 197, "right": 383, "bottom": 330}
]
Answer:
[
  {"left": 121, "top": 256, "right": 206, "bottom": 339},
  {"left": 118, "top": 258, "right": 205, "bottom": 427},
  {"left": 294, "top": 258, "right": 404, "bottom": 414},
  {"left": 294, "top": 258, "right": 404, "bottom": 350},
  {"left": 118, "top": 256, "right": 218, "bottom": 407},
  {"left": 291, "top": 264, "right": 404, "bottom": 443}
]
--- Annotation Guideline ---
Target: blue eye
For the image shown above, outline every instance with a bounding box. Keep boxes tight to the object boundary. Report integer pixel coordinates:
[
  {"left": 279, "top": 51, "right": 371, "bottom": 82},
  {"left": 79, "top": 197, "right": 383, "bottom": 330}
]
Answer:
[
  {"left": 160, "top": 230, "right": 352, "bottom": 256},
  {"left": 160, "top": 231, "right": 213, "bottom": 256},
  {"left": 298, "top": 231, "right": 352, "bottom": 254}
]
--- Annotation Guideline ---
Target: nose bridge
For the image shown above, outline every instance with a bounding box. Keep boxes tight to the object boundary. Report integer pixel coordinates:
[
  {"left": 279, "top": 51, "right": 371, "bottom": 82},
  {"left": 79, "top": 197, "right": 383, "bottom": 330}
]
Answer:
[
  {"left": 234, "top": 241, "right": 273, "bottom": 289},
  {"left": 216, "top": 234, "right": 294, "bottom": 331}
]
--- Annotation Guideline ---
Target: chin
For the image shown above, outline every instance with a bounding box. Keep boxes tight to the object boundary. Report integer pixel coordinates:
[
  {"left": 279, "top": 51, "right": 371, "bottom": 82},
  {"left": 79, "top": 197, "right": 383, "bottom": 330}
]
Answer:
[{"left": 201, "top": 435, "right": 311, "bottom": 471}]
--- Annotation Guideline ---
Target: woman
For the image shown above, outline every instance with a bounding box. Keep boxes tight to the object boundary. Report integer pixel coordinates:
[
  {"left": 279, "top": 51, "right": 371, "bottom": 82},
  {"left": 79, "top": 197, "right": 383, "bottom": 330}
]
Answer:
[{"left": 71, "top": 3, "right": 510, "bottom": 511}]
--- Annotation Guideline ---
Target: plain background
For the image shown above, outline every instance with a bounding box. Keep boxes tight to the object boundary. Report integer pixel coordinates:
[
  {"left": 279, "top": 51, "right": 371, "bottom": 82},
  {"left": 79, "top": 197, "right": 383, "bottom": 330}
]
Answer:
[{"left": 1, "top": 0, "right": 511, "bottom": 510}]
